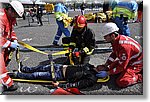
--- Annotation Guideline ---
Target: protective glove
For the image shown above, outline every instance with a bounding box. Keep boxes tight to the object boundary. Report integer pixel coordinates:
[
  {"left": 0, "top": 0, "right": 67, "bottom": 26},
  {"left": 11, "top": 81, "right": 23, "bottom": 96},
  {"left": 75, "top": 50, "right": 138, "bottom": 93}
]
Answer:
[
  {"left": 96, "top": 71, "right": 108, "bottom": 78},
  {"left": 14, "top": 40, "right": 19, "bottom": 47},
  {"left": 13, "top": 40, "right": 18, "bottom": 44},
  {"left": 10, "top": 41, "right": 19, "bottom": 49},
  {"left": 83, "top": 47, "right": 89, "bottom": 54},
  {"left": 82, "top": 47, "right": 89, "bottom": 55}
]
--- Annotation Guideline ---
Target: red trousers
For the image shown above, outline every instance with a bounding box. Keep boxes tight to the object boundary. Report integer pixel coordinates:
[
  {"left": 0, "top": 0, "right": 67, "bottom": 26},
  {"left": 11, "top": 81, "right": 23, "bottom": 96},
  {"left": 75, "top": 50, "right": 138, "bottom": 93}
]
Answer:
[
  {"left": 0, "top": 50, "right": 14, "bottom": 88},
  {"left": 116, "top": 65, "right": 142, "bottom": 88}
]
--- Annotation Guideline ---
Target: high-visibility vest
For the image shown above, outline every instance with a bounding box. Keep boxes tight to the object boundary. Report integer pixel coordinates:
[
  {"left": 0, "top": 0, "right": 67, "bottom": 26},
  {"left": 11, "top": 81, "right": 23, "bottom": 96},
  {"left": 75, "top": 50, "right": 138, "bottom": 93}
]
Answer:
[
  {"left": 112, "top": 1, "right": 138, "bottom": 19},
  {"left": 55, "top": 12, "right": 72, "bottom": 28},
  {"left": 54, "top": 3, "right": 72, "bottom": 28},
  {"left": 54, "top": 3, "right": 68, "bottom": 21}
]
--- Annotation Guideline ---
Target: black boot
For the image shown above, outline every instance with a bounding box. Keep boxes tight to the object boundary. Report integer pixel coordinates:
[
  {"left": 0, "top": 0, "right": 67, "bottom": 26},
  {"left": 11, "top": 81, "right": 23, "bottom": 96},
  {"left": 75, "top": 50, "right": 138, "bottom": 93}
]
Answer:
[
  {"left": 3, "top": 84, "right": 18, "bottom": 91},
  {"left": 52, "top": 42, "right": 59, "bottom": 46}
]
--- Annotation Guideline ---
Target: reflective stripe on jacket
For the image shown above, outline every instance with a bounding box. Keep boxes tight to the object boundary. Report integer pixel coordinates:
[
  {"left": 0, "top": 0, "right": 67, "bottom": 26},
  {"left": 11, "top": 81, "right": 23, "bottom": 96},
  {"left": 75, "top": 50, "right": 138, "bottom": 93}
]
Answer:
[
  {"left": 70, "top": 27, "right": 95, "bottom": 52},
  {"left": 0, "top": 9, "right": 17, "bottom": 48},
  {"left": 106, "top": 35, "right": 143, "bottom": 75},
  {"left": 112, "top": 1, "right": 138, "bottom": 19}
]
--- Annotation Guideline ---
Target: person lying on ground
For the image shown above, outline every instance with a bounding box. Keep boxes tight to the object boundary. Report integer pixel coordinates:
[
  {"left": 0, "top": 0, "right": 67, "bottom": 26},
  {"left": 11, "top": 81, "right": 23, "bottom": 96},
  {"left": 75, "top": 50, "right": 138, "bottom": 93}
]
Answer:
[{"left": 10, "top": 63, "right": 108, "bottom": 89}]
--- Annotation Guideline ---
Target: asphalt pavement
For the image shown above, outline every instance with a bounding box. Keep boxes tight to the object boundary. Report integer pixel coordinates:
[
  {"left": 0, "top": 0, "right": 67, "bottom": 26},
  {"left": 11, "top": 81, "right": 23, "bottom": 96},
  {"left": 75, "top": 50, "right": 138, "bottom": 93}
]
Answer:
[{"left": 3, "top": 10, "right": 143, "bottom": 95}]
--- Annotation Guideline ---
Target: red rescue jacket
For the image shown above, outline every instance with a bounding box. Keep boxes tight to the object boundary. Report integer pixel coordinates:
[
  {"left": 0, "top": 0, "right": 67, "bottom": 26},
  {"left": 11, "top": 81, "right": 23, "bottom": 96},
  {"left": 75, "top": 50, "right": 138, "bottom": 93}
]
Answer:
[
  {"left": 106, "top": 35, "right": 143, "bottom": 75},
  {"left": 0, "top": 9, "right": 17, "bottom": 48}
]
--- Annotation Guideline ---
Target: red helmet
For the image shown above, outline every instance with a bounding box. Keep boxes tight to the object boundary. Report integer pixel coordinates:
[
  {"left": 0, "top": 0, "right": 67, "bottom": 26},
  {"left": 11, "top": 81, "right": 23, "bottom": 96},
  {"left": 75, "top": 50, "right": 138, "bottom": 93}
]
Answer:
[{"left": 73, "top": 15, "right": 87, "bottom": 28}]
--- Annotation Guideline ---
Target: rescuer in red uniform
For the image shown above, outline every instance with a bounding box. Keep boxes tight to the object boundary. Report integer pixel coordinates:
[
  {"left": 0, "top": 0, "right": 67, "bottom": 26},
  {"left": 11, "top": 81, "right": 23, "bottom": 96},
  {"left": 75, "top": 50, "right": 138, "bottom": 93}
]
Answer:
[
  {"left": 0, "top": 1, "right": 24, "bottom": 92},
  {"left": 96, "top": 23, "right": 143, "bottom": 88}
]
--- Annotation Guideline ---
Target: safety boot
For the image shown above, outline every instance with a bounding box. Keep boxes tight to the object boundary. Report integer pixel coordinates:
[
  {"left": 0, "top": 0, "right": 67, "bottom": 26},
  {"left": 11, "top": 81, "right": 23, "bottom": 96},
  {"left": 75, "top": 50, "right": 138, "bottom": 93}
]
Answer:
[
  {"left": 3, "top": 84, "right": 18, "bottom": 91},
  {"left": 52, "top": 42, "right": 59, "bottom": 46}
]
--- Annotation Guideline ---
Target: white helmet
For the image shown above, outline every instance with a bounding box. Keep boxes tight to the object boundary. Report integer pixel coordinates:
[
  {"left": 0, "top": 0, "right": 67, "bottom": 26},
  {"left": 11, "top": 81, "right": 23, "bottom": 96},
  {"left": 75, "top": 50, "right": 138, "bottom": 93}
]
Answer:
[
  {"left": 10, "top": 1, "right": 24, "bottom": 17},
  {"left": 102, "top": 23, "right": 119, "bottom": 35}
]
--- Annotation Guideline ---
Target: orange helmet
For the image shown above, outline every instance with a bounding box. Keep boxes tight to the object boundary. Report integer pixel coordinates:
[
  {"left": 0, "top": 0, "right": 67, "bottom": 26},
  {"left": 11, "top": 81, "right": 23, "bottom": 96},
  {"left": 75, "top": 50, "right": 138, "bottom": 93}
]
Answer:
[{"left": 73, "top": 15, "right": 87, "bottom": 28}]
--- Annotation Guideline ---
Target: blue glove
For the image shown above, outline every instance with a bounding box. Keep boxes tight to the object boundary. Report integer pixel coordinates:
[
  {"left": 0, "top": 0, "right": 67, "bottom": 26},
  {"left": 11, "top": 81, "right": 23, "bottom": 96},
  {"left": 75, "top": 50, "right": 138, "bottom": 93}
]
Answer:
[
  {"left": 10, "top": 41, "right": 19, "bottom": 49},
  {"left": 96, "top": 71, "right": 108, "bottom": 78}
]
